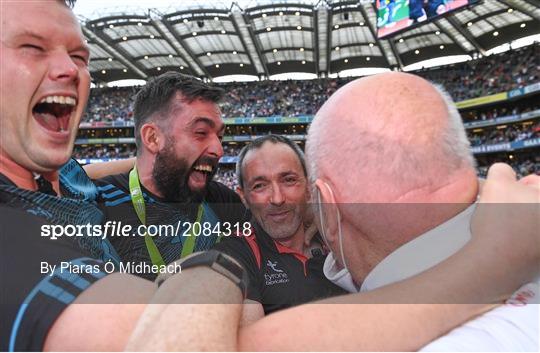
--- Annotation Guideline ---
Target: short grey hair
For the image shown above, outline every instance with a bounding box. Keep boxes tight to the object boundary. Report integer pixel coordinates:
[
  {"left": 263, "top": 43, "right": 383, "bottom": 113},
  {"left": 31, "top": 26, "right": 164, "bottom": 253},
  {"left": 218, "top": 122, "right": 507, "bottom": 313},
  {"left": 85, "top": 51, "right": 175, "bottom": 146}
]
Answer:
[
  {"left": 236, "top": 134, "right": 307, "bottom": 189},
  {"left": 432, "top": 83, "right": 476, "bottom": 169}
]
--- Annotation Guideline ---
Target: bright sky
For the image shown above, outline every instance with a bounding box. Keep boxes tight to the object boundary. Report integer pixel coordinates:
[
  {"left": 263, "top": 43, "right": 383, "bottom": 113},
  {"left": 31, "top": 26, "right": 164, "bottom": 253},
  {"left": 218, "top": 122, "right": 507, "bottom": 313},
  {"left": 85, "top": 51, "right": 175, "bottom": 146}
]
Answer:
[{"left": 73, "top": 0, "right": 314, "bottom": 19}]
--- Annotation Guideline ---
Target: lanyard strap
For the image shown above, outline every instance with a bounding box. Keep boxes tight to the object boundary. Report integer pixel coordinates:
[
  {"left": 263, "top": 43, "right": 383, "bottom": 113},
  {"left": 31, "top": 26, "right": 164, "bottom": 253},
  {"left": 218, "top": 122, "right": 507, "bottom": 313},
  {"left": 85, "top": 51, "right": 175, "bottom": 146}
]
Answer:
[{"left": 129, "top": 166, "right": 203, "bottom": 268}]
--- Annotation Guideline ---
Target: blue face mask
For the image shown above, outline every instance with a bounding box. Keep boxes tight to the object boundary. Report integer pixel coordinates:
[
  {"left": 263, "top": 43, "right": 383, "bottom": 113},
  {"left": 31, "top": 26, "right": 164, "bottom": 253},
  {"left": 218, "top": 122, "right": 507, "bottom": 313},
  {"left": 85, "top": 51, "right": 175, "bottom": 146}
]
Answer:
[{"left": 316, "top": 185, "right": 360, "bottom": 293}]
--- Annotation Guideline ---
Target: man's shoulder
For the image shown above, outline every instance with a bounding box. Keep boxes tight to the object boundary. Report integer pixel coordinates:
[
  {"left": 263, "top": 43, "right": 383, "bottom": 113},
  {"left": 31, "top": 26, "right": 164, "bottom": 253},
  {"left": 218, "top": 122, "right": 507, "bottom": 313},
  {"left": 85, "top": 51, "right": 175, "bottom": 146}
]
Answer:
[
  {"left": 59, "top": 159, "right": 100, "bottom": 201},
  {"left": 206, "top": 181, "right": 240, "bottom": 203},
  {"left": 94, "top": 172, "right": 131, "bottom": 204},
  {"left": 204, "top": 181, "right": 247, "bottom": 223},
  {"left": 215, "top": 223, "right": 268, "bottom": 271},
  {"left": 0, "top": 205, "right": 112, "bottom": 351},
  {"left": 95, "top": 172, "right": 130, "bottom": 189},
  {"left": 421, "top": 282, "right": 539, "bottom": 351}
]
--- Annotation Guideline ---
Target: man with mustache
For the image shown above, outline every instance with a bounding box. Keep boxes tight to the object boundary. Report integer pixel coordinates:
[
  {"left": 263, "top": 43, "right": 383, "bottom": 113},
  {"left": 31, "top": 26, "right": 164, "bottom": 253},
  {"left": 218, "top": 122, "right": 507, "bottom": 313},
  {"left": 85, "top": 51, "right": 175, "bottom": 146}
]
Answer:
[
  {"left": 214, "top": 135, "right": 345, "bottom": 322},
  {"left": 95, "top": 72, "right": 247, "bottom": 279}
]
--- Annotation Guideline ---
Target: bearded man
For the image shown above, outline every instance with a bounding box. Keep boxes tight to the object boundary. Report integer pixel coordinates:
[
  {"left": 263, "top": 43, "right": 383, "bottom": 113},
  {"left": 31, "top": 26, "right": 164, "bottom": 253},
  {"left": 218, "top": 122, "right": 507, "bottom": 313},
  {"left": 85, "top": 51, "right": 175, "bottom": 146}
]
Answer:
[{"left": 95, "top": 72, "right": 246, "bottom": 279}]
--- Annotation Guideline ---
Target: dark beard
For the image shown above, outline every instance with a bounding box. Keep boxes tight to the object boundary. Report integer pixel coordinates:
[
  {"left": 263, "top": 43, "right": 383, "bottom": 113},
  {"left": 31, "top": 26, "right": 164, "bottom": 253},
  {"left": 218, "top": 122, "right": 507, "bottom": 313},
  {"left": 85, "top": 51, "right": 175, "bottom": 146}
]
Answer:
[{"left": 151, "top": 140, "right": 210, "bottom": 204}]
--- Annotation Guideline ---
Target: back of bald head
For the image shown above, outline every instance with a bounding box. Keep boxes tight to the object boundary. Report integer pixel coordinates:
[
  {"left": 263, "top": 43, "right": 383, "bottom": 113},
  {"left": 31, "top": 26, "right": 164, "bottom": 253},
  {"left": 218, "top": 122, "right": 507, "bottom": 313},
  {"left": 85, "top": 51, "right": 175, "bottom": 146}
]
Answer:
[{"left": 306, "top": 72, "right": 475, "bottom": 203}]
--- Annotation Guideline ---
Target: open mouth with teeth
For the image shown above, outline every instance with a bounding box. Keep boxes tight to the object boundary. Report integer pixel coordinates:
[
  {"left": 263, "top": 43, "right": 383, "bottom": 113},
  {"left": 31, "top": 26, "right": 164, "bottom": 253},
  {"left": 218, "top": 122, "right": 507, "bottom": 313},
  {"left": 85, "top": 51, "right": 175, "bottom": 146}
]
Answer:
[
  {"left": 33, "top": 95, "right": 77, "bottom": 133},
  {"left": 189, "top": 163, "right": 215, "bottom": 188}
]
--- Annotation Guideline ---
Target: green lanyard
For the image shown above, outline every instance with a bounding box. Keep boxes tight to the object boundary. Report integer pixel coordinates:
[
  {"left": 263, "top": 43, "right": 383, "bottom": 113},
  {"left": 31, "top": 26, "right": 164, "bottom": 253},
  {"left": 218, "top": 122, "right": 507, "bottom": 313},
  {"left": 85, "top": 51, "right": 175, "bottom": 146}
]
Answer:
[{"left": 129, "top": 166, "right": 204, "bottom": 268}]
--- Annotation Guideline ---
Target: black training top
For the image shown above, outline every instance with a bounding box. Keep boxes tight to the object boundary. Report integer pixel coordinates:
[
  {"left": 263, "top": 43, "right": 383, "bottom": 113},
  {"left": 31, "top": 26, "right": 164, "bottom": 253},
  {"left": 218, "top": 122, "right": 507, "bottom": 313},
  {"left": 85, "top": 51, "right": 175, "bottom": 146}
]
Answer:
[
  {"left": 0, "top": 160, "right": 116, "bottom": 351},
  {"left": 94, "top": 172, "right": 248, "bottom": 280},
  {"left": 214, "top": 220, "right": 346, "bottom": 314}
]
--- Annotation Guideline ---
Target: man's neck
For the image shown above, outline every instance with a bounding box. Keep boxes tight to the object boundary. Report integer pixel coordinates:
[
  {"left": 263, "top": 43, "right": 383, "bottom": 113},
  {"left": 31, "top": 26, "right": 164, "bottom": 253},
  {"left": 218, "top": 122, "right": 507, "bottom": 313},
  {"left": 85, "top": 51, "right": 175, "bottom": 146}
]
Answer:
[
  {"left": 275, "top": 225, "right": 306, "bottom": 254},
  {"left": 0, "top": 151, "right": 60, "bottom": 194},
  {"left": 135, "top": 156, "right": 163, "bottom": 198},
  {"left": 351, "top": 172, "right": 479, "bottom": 284}
]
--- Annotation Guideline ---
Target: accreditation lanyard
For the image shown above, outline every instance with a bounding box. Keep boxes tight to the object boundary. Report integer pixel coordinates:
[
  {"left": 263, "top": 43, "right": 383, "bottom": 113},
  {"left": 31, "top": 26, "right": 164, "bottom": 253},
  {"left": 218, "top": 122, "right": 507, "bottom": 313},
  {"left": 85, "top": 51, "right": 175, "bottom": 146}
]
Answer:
[{"left": 129, "top": 166, "right": 204, "bottom": 268}]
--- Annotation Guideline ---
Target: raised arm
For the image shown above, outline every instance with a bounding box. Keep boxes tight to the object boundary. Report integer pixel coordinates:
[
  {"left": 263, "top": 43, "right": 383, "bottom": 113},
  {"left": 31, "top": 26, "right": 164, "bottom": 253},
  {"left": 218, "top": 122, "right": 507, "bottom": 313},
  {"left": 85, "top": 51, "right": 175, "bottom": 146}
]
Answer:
[
  {"left": 238, "top": 163, "right": 540, "bottom": 351},
  {"left": 83, "top": 157, "right": 136, "bottom": 180},
  {"left": 129, "top": 163, "right": 539, "bottom": 351}
]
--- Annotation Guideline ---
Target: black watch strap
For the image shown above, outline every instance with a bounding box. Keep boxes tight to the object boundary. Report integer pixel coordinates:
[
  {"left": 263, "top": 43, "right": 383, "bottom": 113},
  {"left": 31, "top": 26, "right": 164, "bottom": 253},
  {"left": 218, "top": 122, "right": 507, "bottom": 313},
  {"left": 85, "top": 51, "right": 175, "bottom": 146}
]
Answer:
[{"left": 157, "top": 250, "right": 248, "bottom": 299}]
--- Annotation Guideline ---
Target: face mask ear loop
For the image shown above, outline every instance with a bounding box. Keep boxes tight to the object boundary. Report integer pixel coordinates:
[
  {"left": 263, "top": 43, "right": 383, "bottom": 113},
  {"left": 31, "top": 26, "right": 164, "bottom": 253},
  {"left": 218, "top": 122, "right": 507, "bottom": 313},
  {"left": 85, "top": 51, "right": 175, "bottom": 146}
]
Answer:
[
  {"left": 319, "top": 182, "right": 350, "bottom": 273},
  {"left": 317, "top": 187, "right": 330, "bottom": 249},
  {"left": 336, "top": 205, "right": 350, "bottom": 274}
]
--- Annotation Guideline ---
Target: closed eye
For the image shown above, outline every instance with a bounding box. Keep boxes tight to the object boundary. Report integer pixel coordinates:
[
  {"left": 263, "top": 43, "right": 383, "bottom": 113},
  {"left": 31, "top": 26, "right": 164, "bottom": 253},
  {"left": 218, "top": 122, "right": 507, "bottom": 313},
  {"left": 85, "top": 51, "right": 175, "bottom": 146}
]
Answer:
[
  {"left": 71, "top": 54, "right": 89, "bottom": 65},
  {"left": 22, "top": 44, "right": 44, "bottom": 52}
]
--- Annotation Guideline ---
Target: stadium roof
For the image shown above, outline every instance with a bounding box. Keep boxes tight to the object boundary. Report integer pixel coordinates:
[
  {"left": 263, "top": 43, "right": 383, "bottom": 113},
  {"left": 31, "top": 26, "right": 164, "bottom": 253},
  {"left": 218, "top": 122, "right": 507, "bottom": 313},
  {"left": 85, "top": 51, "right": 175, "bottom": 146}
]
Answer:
[{"left": 78, "top": 0, "right": 540, "bottom": 82}]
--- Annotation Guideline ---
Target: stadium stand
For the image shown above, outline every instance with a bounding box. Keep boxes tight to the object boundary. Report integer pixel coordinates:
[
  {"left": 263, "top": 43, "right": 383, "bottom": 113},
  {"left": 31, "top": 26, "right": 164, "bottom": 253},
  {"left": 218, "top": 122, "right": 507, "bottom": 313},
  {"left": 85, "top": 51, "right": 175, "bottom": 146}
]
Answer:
[
  {"left": 80, "top": 43, "right": 538, "bottom": 124},
  {"left": 74, "top": 44, "right": 540, "bottom": 180}
]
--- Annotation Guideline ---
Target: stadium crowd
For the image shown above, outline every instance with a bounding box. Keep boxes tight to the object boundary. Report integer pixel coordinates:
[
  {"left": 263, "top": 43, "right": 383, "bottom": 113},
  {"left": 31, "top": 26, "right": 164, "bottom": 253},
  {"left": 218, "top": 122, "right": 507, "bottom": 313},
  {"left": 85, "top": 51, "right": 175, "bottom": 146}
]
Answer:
[
  {"left": 467, "top": 121, "right": 540, "bottom": 146},
  {"left": 461, "top": 104, "right": 539, "bottom": 122},
  {"left": 213, "top": 167, "right": 239, "bottom": 190},
  {"left": 212, "top": 154, "right": 540, "bottom": 189},
  {"left": 223, "top": 144, "right": 243, "bottom": 157},
  {"left": 73, "top": 143, "right": 539, "bottom": 185},
  {"left": 82, "top": 86, "right": 137, "bottom": 123},
  {"left": 80, "top": 43, "right": 538, "bottom": 123},
  {"left": 74, "top": 117, "right": 539, "bottom": 161},
  {"left": 417, "top": 43, "right": 539, "bottom": 101},
  {"left": 73, "top": 145, "right": 136, "bottom": 160},
  {"left": 476, "top": 154, "right": 540, "bottom": 178},
  {"left": 219, "top": 79, "right": 338, "bottom": 118},
  {"left": 74, "top": 42, "right": 540, "bottom": 182}
]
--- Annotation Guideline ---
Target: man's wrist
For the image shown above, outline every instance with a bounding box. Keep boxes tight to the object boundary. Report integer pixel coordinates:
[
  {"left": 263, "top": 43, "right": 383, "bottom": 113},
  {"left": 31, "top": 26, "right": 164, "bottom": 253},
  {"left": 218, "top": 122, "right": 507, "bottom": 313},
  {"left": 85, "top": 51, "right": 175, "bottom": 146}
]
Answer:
[{"left": 156, "top": 250, "right": 248, "bottom": 299}]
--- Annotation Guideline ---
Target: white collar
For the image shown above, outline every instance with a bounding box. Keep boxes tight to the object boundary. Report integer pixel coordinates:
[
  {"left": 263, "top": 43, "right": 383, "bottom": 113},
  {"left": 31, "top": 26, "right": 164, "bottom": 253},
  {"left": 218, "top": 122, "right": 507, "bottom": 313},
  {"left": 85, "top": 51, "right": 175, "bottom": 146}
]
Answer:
[{"left": 360, "top": 203, "right": 476, "bottom": 292}]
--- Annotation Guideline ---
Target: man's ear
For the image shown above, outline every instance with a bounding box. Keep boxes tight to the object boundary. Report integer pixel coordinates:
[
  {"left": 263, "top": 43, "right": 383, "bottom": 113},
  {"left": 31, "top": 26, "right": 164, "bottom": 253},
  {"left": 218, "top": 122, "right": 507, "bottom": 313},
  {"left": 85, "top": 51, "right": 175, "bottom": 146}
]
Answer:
[
  {"left": 139, "top": 123, "right": 162, "bottom": 154},
  {"left": 236, "top": 187, "right": 249, "bottom": 209},
  {"left": 315, "top": 179, "right": 340, "bottom": 244}
]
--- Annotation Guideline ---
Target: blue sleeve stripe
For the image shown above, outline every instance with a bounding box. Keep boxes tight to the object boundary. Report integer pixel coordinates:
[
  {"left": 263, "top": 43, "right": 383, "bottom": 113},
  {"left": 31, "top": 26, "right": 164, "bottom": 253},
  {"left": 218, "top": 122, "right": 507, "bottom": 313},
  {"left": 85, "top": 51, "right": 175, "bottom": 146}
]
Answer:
[
  {"left": 97, "top": 184, "right": 115, "bottom": 192},
  {"left": 9, "top": 304, "right": 29, "bottom": 352},
  {"left": 38, "top": 281, "right": 76, "bottom": 304},
  {"left": 101, "top": 189, "right": 125, "bottom": 199},
  {"left": 105, "top": 194, "right": 132, "bottom": 206},
  {"left": 53, "top": 272, "right": 91, "bottom": 291},
  {"left": 9, "top": 257, "right": 104, "bottom": 351},
  {"left": 9, "top": 279, "right": 74, "bottom": 352}
]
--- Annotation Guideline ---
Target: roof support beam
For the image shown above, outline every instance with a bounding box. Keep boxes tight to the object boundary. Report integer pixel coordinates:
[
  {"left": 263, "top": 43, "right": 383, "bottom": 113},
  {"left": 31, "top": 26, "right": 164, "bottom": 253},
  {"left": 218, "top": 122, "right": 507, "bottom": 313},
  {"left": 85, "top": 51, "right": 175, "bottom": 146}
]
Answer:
[
  {"left": 83, "top": 27, "right": 147, "bottom": 79},
  {"left": 497, "top": 0, "right": 540, "bottom": 21},
  {"left": 388, "top": 40, "right": 404, "bottom": 70},
  {"left": 150, "top": 18, "right": 203, "bottom": 75},
  {"left": 229, "top": 14, "right": 260, "bottom": 74},
  {"left": 312, "top": 9, "right": 320, "bottom": 76},
  {"left": 326, "top": 8, "right": 333, "bottom": 74},
  {"left": 358, "top": 4, "right": 392, "bottom": 68},
  {"left": 160, "top": 20, "right": 212, "bottom": 78},
  {"left": 315, "top": 6, "right": 329, "bottom": 75},
  {"left": 446, "top": 16, "right": 486, "bottom": 55},
  {"left": 433, "top": 21, "right": 470, "bottom": 54},
  {"left": 242, "top": 13, "right": 270, "bottom": 78}
]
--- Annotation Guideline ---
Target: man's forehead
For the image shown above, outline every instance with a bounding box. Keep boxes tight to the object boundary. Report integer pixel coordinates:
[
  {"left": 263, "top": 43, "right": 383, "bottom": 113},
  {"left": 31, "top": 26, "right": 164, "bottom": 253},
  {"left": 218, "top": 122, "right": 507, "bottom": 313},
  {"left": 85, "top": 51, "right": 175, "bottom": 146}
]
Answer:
[
  {"left": 244, "top": 142, "right": 303, "bottom": 177},
  {"left": 174, "top": 96, "right": 223, "bottom": 126},
  {"left": 2, "top": 2, "right": 83, "bottom": 42}
]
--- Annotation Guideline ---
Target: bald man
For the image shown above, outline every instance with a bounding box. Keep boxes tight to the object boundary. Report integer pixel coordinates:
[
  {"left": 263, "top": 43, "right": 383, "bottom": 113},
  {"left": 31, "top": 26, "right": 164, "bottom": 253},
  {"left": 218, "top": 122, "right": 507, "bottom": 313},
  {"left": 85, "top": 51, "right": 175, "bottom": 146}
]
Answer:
[
  {"left": 127, "top": 73, "right": 540, "bottom": 351},
  {"left": 308, "top": 72, "right": 539, "bottom": 350}
]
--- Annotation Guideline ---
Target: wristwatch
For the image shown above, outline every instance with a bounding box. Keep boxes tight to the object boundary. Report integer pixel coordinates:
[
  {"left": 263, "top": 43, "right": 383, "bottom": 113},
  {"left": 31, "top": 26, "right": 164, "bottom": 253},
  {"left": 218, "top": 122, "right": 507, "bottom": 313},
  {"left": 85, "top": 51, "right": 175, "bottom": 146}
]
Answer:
[{"left": 156, "top": 250, "right": 248, "bottom": 298}]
